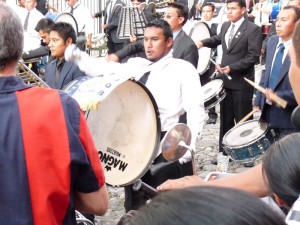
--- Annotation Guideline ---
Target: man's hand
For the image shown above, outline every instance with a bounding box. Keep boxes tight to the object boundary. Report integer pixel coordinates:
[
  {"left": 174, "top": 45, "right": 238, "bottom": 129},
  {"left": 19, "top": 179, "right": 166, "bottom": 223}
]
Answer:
[
  {"left": 101, "top": 24, "right": 108, "bottom": 30},
  {"left": 106, "top": 54, "right": 120, "bottom": 62},
  {"left": 197, "top": 41, "right": 204, "bottom": 48},
  {"left": 253, "top": 105, "right": 261, "bottom": 111},
  {"left": 178, "top": 150, "right": 193, "bottom": 164},
  {"left": 86, "top": 40, "right": 92, "bottom": 49},
  {"left": 157, "top": 175, "right": 204, "bottom": 191},
  {"left": 265, "top": 88, "right": 276, "bottom": 104}
]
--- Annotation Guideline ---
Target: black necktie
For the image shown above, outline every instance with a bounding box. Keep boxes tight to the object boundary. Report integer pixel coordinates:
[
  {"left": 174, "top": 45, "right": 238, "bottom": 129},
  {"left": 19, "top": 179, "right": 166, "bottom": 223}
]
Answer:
[
  {"left": 70, "top": 6, "right": 74, "bottom": 14},
  {"left": 23, "top": 12, "right": 30, "bottom": 31}
]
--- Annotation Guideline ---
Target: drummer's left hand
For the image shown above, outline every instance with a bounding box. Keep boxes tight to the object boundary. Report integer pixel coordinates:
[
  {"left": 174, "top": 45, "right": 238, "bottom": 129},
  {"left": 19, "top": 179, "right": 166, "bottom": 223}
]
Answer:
[
  {"left": 220, "top": 66, "right": 230, "bottom": 75},
  {"left": 86, "top": 40, "right": 92, "bottom": 49},
  {"left": 157, "top": 176, "right": 204, "bottom": 192},
  {"left": 178, "top": 150, "right": 193, "bottom": 164}
]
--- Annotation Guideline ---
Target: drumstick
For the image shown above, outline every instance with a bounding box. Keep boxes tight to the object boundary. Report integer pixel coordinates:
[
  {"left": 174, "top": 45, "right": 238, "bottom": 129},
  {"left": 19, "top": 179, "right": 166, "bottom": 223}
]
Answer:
[
  {"left": 234, "top": 108, "right": 258, "bottom": 128},
  {"left": 244, "top": 78, "right": 287, "bottom": 108},
  {"left": 209, "top": 58, "right": 232, "bottom": 80}
]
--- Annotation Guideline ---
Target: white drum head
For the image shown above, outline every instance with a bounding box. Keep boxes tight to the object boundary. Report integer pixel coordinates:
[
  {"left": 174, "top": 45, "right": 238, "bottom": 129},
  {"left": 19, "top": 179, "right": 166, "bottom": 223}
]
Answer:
[
  {"left": 223, "top": 120, "right": 268, "bottom": 147},
  {"left": 23, "top": 32, "right": 41, "bottom": 53},
  {"left": 55, "top": 13, "right": 78, "bottom": 36},
  {"left": 189, "top": 22, "right": 211, "bottom": 74},
  {"left": 86, "top": 80, "right": 160, "bottom": 186},
  {"left": 202, "top": 79, "right": 223, "bottom": 101}
]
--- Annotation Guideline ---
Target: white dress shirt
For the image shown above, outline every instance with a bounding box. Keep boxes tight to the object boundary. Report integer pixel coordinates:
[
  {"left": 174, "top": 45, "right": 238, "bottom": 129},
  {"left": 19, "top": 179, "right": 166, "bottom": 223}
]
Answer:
[
  {"left": 252, "top": 1, "right": 272, "bottom": 26},
  {"left": 20, "top": 8, "right": 44, "bottom": 33},
  {"left": 67, "top": 50, "right": 205, "bottom": 152},
  {"left": 63, "top": 2, "right": 94, "bottom": 35}
]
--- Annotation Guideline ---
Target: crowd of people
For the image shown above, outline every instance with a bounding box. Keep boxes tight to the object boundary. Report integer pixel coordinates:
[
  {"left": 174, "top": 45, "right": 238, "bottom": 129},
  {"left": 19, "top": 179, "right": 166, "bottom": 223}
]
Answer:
[{"left": 1, "top": 0, "right": 300, "bottom": 224}]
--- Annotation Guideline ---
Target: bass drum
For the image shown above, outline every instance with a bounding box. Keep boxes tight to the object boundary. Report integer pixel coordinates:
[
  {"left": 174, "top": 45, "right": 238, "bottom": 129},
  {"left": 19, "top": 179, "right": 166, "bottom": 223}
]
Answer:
[
  {"left": 189, "top": 22, "right": 212, "bottom": 75},
  {"left": 64, "top": 77, "right": 161, "bottom": 186},
  {"left": 55, "top": 13, "right": 78, "bottom": 36}
]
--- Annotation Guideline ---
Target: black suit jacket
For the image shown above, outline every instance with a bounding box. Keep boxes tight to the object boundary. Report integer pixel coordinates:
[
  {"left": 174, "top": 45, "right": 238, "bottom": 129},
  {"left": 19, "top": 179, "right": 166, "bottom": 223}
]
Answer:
[
  {"left": 45, "top": 60, "right": 86, "bottom": 90},
  {"left": 202, "top": 19, "right": 262, "bottom": 91},
  {"left": 115, "top": 30, "right": 199, "bottom": 68},
  {"left": 254, "top": 36, "right": 298, "bottom": 129},
  {"left": 104, "top": 0, "right": 125, "bottom": 44}
]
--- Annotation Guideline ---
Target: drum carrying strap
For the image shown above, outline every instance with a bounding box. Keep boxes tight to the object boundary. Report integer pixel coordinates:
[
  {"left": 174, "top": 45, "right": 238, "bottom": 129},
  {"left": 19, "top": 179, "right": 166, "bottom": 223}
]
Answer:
[{"left": 139, "top": 71, "right": 150, "bottom": 85}]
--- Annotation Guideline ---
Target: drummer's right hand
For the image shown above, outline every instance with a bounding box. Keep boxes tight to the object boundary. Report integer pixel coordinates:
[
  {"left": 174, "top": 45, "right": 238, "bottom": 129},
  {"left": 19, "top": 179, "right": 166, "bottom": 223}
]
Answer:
[
  {"left": 197, "top": 41, "right": 203, "bottom": 49},
  {"left": 107, "top": 54, "right": 120, "bottom": 62},
  {"left": 157, "top": 176, "right": 204, "bottom": 192},
  {"left": 253, "top": 106, "right": 260, "bottom": 111}
]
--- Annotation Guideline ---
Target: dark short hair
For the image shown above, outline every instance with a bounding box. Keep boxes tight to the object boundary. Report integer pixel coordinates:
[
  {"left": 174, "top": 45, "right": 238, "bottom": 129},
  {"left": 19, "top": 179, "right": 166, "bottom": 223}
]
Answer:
[
  {"left": 129, "top": 186, "right": 285, "bottom": 225},
  {"left": 146, "top": 19, "right": 173, "bottom": 41},
  {"left": 202, "top": 2, "right": 215, "bottom": 12},
  {"left": 282, "top": 5, "right": 300, "bottom": 22},
  {"left": 167, "top": 2, "right": 189, "bottom": 25},
  {"left": 35, "top": 18, "right": 55, "bottom": 33},
  {"left": 226, "top": 0, "right": 246, "bottom": 8},
  {"left": 51, "top": 22, "right": 76, "bottom": 44},
  {"left": 262, "top": 133, "right": 300, "bottom": 207}
]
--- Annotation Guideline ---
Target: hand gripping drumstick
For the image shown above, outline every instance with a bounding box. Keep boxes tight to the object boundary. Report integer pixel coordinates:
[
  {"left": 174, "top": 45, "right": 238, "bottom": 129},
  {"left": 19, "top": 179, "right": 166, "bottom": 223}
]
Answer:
[
  {"left": 244, "top": 78, "right": 287, "bottom": 108},
  {"left": 209, "top": 58, "right": 232, "bottom": 80},
  {"left": 234, "top": 108, "right": 258, "bottom": 128}
]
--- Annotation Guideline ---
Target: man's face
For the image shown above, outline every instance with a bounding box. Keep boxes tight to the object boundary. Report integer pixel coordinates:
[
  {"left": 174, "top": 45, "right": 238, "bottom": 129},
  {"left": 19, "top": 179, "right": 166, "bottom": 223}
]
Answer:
[
  {"left": 202, "top": 5, "right": 214, "bottom": 21},
  {"left": 39, "top": 30, "right": 50, "bottom": 44},
  {"left": 25, "top": 0, "right": 36, "bottom": 11},
  {"left": 226, "top": 2, "right": 245, "bottom": 22},
  {"left": 289, "top": 43, "right": 300, "bottom": 104},
  {"left": 48, "top": 31, "right": 70, "bottom": 60},
  {"left": 276, "top": 9, "right": 297, "bottom": 41},
  {"left": 163, "top": 7, "right": 184, "bottom": 32},
  {"left": 143, "top": 27, "right": 172, "bottom": 62},
  {"left": 66, "top": 0, "right": 76, "bottom": 7}
]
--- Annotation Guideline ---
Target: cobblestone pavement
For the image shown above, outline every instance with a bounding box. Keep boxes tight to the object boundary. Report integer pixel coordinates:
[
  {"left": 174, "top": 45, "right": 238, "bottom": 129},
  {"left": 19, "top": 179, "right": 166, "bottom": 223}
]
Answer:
[{"left": 94, "top": 107, "right": 263, "bottom": 225}]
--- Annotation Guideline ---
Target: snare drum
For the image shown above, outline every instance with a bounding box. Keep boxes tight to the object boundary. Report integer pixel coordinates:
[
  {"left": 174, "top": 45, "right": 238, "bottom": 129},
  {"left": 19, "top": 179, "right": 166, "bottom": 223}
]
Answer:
[
  {"left": 222, "top": 120, "right": 275, "bottom": 162},
  {"left": 64, "top": 77, "right": 161, "bottom": 186},
  {"left": 189, "top": 22, "right": 212, "bottom": 75},
  {"left": 91, "top": 33, "right": 108, "bottom": 49},
  {"left": 202, "top": 79, "right": 226, "bottom": 110}
]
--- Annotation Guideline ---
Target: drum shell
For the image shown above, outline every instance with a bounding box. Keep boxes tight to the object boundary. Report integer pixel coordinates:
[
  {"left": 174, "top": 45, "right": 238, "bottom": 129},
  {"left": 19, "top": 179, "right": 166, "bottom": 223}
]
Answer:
[{"left": 222, "top": 120, "right": 275, "bottom": 162}]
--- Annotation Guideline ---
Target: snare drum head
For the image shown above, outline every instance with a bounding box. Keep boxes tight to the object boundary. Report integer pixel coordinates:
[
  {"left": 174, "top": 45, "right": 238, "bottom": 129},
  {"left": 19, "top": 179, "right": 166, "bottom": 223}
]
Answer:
[
  {"left": 202, "top": 79, "right": 223, "bottom": 101},
  {"left": 86, "top": 80, "right": 160, "bottom": 186},
  {"left": 223, "top": 120, "right": 268, "bottom": 147},
  {"left": 55, "top": 13, "right": 78, "bottom": 35},
  {"left": 189, "top": 22, "right": 212, "bottom": 74}
]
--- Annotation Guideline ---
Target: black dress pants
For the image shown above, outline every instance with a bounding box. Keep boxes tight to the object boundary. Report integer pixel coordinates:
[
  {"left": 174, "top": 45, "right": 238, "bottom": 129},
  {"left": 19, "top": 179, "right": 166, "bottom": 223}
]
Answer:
[
  {"left": 219, "top": 89, "right": 253, "bottom": 152},
  {"left": 124, "top": 154, "right": 193, "bottom": 212}
]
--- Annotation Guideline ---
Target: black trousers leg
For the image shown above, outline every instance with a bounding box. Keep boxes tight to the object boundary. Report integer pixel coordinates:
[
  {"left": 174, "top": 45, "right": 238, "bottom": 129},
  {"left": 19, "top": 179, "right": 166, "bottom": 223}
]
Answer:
[{"left": 219, "top": 89, "right": 253, "bottom": 152}]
